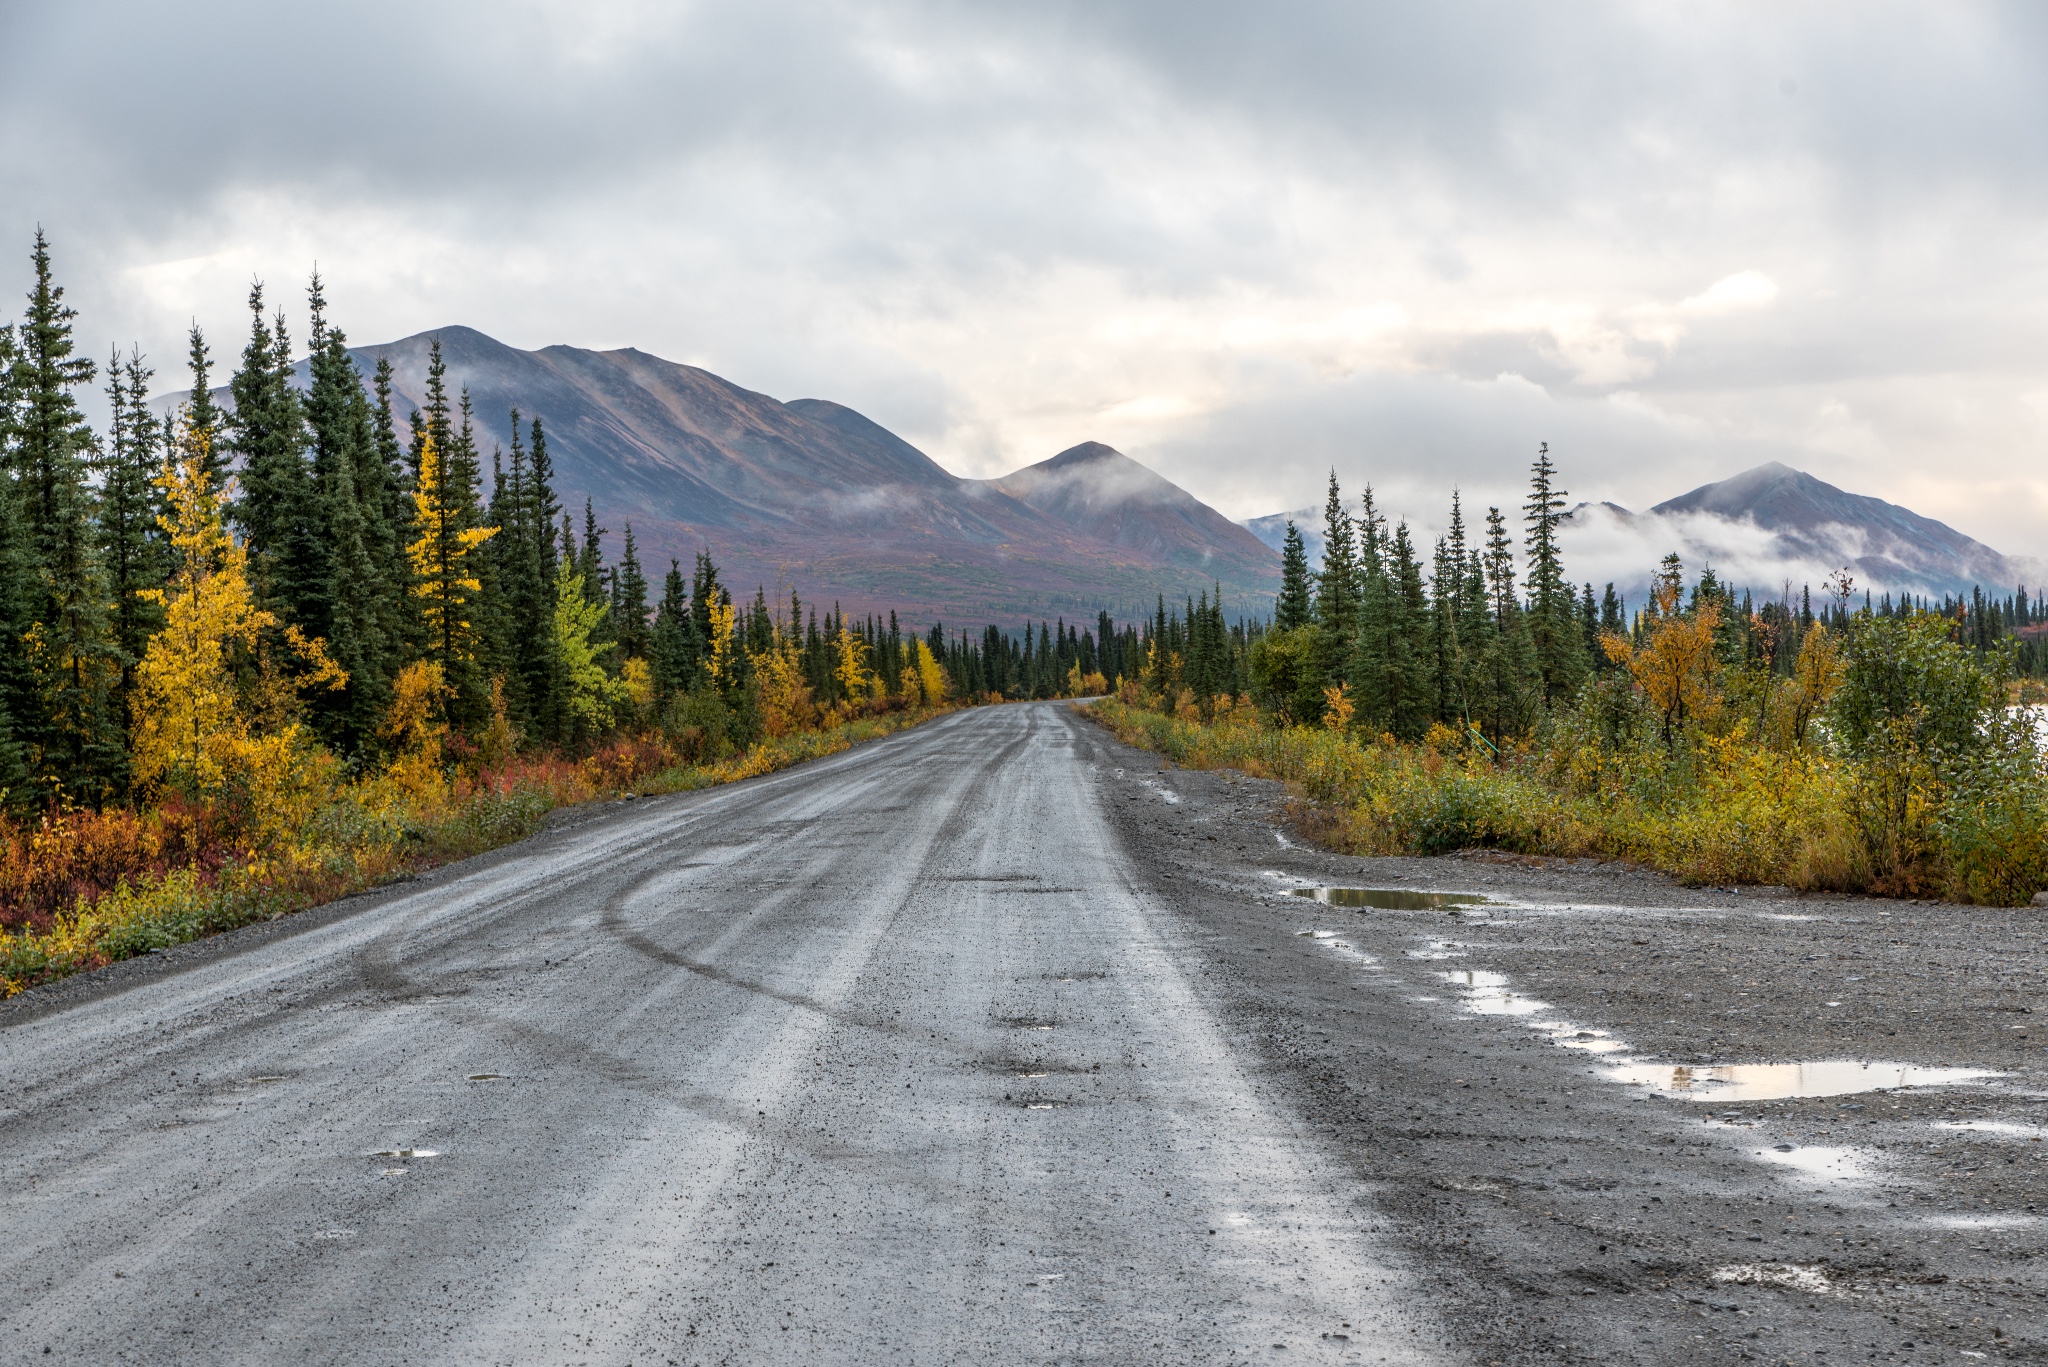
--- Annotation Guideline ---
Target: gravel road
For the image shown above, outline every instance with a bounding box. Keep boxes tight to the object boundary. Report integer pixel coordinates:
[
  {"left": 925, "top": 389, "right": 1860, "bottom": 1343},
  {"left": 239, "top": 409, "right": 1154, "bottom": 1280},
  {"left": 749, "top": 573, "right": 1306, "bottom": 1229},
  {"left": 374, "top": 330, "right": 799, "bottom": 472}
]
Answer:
[
  {"left": 1, "top": 703, "right": 1436, "bottom": 1366},
  {"left": 8, "top": 700, "right": 2047, "bottom": 1365}
]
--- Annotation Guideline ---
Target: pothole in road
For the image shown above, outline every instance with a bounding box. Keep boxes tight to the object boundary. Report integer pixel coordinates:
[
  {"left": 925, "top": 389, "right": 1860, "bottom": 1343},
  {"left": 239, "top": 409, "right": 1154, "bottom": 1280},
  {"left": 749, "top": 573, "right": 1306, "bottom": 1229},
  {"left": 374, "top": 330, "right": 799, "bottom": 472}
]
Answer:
[
  {"left": 996, "top": 1016, "right": 1059, "bottom": 1031},
  {"left": 1604, "top": 1060, "right": 2002, "bottom": 1102},
  {"left": 467, "top": 1073, "right": 507, "bottom": 1081},
  {"left": 1293, "top": 887, "right": 1489, "bottom": 910}
]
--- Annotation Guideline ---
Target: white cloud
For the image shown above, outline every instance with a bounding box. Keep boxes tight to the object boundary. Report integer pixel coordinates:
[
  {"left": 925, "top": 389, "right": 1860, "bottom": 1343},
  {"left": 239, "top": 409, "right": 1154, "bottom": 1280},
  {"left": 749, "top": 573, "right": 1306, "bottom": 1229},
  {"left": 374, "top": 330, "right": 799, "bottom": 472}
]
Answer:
[{"left": 1680, "top": 270, "right": 1780, "bottom": 315}]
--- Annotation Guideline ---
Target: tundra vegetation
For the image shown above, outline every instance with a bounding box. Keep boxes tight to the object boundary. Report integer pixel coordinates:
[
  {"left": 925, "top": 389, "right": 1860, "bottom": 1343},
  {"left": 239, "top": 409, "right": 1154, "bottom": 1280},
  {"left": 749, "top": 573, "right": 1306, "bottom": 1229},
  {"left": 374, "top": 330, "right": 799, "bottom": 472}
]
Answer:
[
  {"left": 0, "top": 235, "right": 1131, "bottom": 994},
  {"left": 1097, "top": 448, "right": 2048, "bottom": 907}
]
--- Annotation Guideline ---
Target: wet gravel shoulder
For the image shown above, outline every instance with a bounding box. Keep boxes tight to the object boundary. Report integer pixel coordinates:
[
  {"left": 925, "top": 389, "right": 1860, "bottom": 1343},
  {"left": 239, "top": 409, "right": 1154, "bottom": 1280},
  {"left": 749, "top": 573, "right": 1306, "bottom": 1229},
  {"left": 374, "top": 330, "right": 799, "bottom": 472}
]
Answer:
[{"left": 1074, "top": 706, "right": 2048, "bottom": 1365}]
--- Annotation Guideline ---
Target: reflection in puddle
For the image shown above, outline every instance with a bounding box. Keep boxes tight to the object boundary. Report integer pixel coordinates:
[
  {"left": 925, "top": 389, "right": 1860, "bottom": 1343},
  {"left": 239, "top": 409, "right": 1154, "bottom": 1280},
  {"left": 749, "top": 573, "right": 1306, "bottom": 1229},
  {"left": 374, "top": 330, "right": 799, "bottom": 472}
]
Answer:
[
  {"left": 1441, "top": 969, "right": 1548, "bottom": 1016},
  {"left": 370, "top": 1148, "right": 440, "bottom": 1159},
  {"left": 1754, "top": 1143, "right": 1866, "bottom": 1182},
  {"left": 1294, "top": 887, "right": 1489, "bottom": 910},
  {"left": 1603, "top": 1060, "right": 2001, "bottom": 1102},
  {"left": 1296, "top": 928, "right": 1381, "bottom": 966}
]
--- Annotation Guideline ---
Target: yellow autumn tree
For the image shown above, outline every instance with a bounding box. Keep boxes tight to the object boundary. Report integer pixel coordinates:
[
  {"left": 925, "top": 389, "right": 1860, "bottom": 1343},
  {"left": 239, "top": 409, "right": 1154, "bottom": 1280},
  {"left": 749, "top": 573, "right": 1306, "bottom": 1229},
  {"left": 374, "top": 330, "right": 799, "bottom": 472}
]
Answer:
[
  {"left": 1788, "top": 621, "right": 1845, "bottom": 746},
  {"left": 1600, "top": 570, "right": 1722, "bottom": 745},
  {"left": 706, "top": 597, "right": 738, "bottom": 686},
  {"left": 832, "top": 625, "right": 871, "bottom": 702},
  {"left": 554, "top": 572, "right": 627, "bottom": 734},
  {"left": 381, "top": 660, "right": 450, "bottom": 801},
  {"left": 913, "top": 639, "right": 949, "bottom": 705},
  {"left": 752, "top": 641, "right": 816, "bottom": 739},
  {"left": 408, "top": 432, "right": 496, "bottom": 674},
  {"left": 131, "top": 443, "right": 345, "bottom": 828}
]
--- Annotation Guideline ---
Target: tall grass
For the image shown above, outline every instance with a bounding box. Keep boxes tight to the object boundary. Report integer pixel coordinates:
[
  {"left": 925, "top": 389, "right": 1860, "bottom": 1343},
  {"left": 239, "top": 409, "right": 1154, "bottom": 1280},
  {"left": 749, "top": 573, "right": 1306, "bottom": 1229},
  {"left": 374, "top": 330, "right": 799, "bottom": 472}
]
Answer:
[{"left": 1091, "top": 695, "right": 2047, "bottom": 903}]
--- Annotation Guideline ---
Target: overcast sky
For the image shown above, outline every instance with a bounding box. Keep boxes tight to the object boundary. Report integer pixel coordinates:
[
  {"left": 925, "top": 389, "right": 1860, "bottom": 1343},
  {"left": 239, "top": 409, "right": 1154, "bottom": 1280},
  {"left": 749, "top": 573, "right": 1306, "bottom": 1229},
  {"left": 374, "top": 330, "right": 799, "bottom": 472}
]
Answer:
[{"left": 5, "top": 0, "right": 2047, "bottom": 562}]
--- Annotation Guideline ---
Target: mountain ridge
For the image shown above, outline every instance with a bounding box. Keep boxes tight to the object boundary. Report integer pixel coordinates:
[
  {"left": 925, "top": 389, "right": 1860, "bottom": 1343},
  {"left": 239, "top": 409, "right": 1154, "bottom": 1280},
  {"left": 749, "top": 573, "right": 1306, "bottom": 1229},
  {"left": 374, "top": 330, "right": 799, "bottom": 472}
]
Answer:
[{"left": 161, "top": 325, "right": 1280, "bottom": 625}]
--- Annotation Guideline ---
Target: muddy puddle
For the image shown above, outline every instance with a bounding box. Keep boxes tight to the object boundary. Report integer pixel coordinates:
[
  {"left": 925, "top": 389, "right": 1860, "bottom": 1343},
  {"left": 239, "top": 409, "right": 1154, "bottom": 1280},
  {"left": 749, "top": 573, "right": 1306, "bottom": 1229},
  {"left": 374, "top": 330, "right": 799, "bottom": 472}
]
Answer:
[
  {"left": 1293, "top": 887, "right": 1489, "bottom": 910},
  {"left": 1603, "top": 1059, "right": 2001, "bottom": 1102}
]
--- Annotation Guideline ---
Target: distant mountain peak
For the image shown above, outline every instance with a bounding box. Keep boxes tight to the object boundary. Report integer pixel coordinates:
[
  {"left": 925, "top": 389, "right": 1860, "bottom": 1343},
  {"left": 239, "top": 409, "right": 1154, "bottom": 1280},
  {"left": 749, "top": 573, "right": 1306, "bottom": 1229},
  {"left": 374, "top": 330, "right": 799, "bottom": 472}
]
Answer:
[{"left": 992, "top": 442, "right": 1276, "bottom": 577}]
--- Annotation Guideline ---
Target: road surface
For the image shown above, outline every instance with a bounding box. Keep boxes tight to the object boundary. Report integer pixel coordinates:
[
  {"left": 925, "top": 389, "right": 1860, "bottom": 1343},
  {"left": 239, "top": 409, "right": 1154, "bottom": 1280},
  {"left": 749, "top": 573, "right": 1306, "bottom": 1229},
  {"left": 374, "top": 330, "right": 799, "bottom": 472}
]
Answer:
[{"left": 1, "top": 703, "right": 1439, "bottom": 1365}]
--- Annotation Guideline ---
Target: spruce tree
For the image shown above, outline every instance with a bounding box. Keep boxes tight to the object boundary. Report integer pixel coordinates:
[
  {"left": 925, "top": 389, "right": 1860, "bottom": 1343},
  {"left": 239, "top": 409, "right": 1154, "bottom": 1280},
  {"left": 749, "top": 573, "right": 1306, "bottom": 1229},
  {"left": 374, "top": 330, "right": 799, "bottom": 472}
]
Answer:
[
  {"left": 1314, "top": 470, "right": 1359, "bottom": 685},
  {"left": 97, "top": 347, "right": 169, "bottom": 752},
  {"left": 228, "top": 283, "right": 323, "bottom": 631},
  {"left": 182, "top": 323, "right": 228, "bottom": 489},
  {"left": 1521, "top": 443, "right": 1586, "bottom": 707},
  {"left": 613, "top": 524, "right": 650, "bottom": 661},
  {"left": 9, "top": 230, "right": 119, "bottom": 801},
  {"left": 1473, "top": 505, "right": 1538, "bottom": 741},
  {"left": 302, "top": 275, "right": 389, "bottom": 751},
  {"left": 0, "top": 321, "right": 32, "bottom": 806},
  {"left": 651, "top": 558, "right": 696, "bottom": 701},
  {"left": 1275, "top": 520, "right": 1313, "bottom": 630}
]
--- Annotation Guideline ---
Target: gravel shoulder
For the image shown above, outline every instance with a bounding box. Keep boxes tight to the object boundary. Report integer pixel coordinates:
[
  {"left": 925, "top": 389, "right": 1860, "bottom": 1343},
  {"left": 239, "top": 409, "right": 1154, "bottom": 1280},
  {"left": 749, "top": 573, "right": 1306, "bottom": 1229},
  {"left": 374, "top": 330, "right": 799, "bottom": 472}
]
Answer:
[{"left": 1078, "top": 704, "right": 2048, "bottom": 1365}]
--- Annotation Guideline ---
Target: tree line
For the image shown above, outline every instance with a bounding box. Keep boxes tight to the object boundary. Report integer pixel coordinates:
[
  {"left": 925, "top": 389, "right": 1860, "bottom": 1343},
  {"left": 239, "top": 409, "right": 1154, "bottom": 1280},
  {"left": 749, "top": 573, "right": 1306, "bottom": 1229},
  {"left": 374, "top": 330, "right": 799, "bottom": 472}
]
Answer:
[{"left": 0, "top": 233, "right": 1175, "bottom": 815}]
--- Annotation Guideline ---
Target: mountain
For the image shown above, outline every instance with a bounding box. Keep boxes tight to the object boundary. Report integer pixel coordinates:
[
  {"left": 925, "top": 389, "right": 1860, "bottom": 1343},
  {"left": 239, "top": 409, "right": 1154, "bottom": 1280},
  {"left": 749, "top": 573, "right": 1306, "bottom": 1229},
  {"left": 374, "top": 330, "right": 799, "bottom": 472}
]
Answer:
[
  {"left": 1568, "top": 462, "right": 2035, "bottom": 600},
  {"left": 1240, "top": 508, "right": 1325, "bottom": 567},
  {"left": 993, "top": 443, "right": 1277, "bottom": 585},
  {"left": 167, "top": 326, "right": 1278, "bottom": 625},
  {"left": 1243, "top": 461, "right": 2035, "bottom": 603}
]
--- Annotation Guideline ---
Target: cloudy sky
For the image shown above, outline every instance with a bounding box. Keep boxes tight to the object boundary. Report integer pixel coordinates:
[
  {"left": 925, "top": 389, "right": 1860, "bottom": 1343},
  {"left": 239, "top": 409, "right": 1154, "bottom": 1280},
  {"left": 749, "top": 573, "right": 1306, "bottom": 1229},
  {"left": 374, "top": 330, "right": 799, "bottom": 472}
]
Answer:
[{"left": 5, "top": 0, "right": 2047, "bottom": 567}]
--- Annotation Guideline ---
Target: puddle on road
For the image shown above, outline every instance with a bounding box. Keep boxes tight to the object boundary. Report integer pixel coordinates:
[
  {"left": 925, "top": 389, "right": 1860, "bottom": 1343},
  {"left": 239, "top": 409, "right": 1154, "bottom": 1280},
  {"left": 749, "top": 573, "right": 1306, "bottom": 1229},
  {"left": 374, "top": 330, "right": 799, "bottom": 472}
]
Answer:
[
  {"left": 1440, "top": 969, "right": 1548, "bottom": 1017},
  {"left": 1293, "top": 887, "right": 1489, "bottom": 910},
  {"left": 370, "top": 1148, "right": 440, "bottom": 1159},
  {"left": 247, "top": 1075, "right": 288, "bottom": 1084},
  {"left": 1294, "top": 928, "right": 1380, "bottom": 965},
  {"left": 1604, "top": 1060, "right": 2001, "bottom": 1102},
  {"left": 1754, "top": 1143, "right": 1867, "bottom": 1183}
]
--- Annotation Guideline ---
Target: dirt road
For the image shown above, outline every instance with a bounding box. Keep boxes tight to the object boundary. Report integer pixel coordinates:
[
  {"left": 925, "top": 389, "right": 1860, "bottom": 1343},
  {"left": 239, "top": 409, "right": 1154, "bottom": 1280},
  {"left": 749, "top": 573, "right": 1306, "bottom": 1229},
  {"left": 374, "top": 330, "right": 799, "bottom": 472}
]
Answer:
[{"left": 5, "top": 700, "right": 2044, "bottom": 1364}]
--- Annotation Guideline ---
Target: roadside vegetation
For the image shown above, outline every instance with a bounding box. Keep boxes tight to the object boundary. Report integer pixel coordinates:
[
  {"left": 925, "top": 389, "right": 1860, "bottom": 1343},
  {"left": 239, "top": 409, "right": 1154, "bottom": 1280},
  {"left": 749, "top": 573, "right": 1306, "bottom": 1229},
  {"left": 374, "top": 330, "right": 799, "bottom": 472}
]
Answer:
[
  {"left": 0, "top": 235, "right": 1127, "bottom": 996},
  {"left": 1095, "top": 449, "right": 2048, "bottom": 906}
]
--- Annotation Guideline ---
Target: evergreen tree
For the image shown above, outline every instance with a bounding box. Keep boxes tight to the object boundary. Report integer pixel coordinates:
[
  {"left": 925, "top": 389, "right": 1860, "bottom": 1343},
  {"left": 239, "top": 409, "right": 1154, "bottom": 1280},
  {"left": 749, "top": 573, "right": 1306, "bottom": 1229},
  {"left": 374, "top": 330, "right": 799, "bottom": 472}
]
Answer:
[
  {"left": 613, "top": 523, "right": 650, "bottom": 661},
  {"left": 8, "top": 230, "right": 119, "bottom": 801},
  {"left": 0, "top": 321, "right": 33, "bottom": 806},
  {"left": 98, "top": 347, "right": 169, "bottom": 751},
  {"left": 651, "top": 558, "right": 696, "bottom": 700},
  {"left": 228, "top": 283, "right": 324, "bottom": 631},
  {"left": 368, "top": 356, "right": 419, "bottom": 666},
  {"left": 1521, "top": 443, "right": 1586, "bottom": 706},
  {"left": 182, "top": 323, "right": 227, "bottom": 489},
  {"left": 1275, "top": 520, "right": 1313, "bottom": 630},
  {"left": 1314, "top": 470, "right": 1359, "bottom": 684},
  {"left": 302, "top": 273, "right": 388, "bottom": 751},
  {"left": 1472, "top": 505, "right": 1538, "bottom": 741}
]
